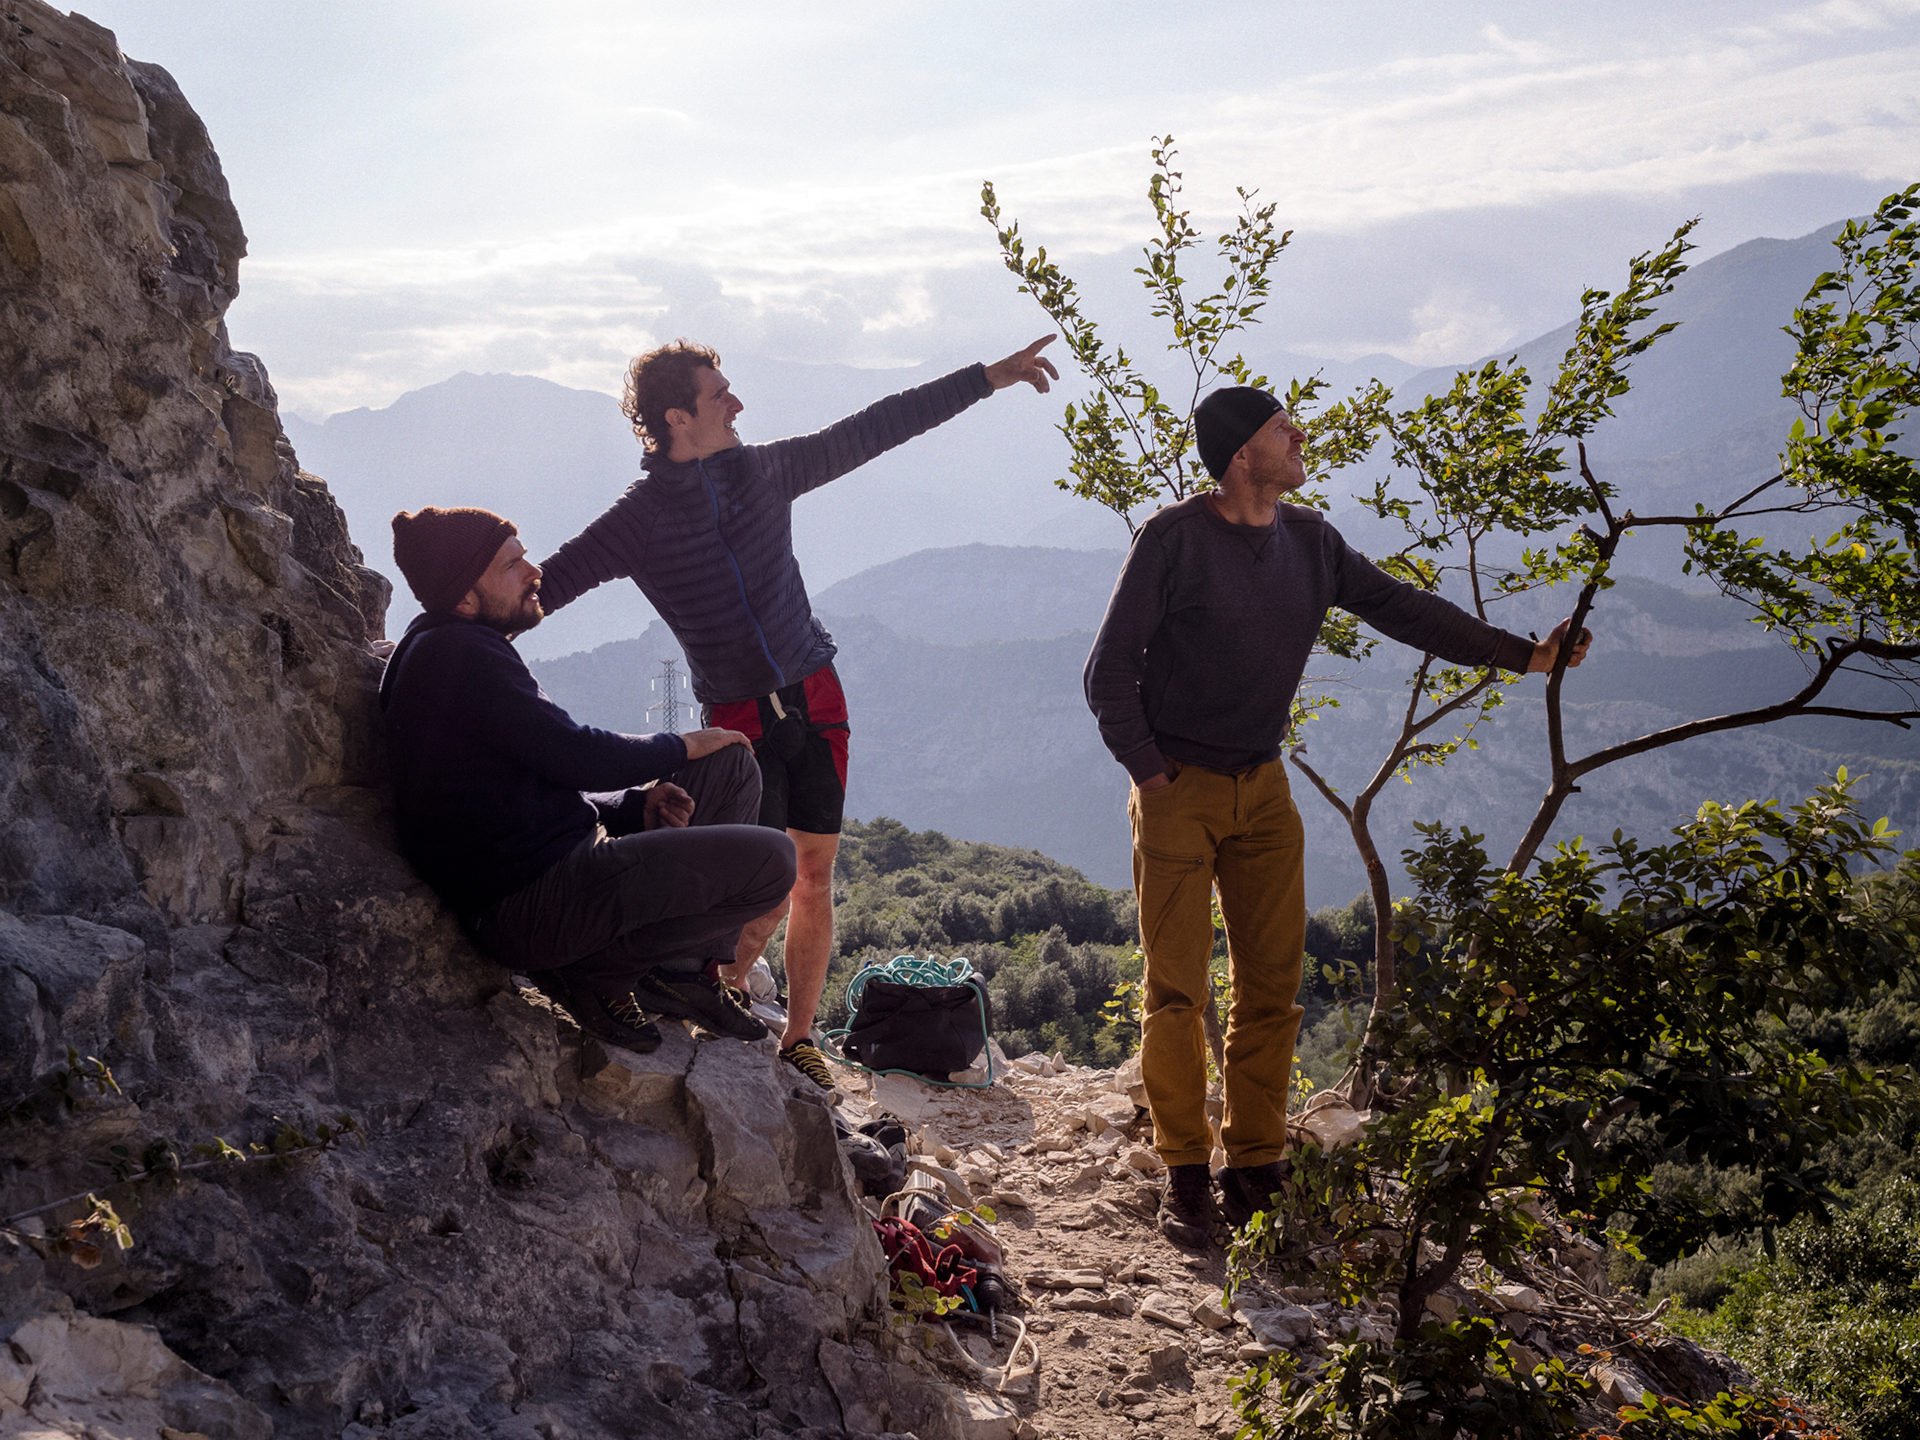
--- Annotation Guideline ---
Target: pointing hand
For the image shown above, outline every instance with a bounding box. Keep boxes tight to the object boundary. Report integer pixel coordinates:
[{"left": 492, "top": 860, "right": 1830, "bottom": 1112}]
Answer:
[{"left": 985, "top": 334, "right": 1060, "bottom": 394}]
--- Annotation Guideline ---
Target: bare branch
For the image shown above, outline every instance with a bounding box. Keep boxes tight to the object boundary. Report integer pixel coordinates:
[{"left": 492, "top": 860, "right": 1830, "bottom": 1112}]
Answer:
[
  {"left": 1288, "top": 751, "right": 1353, "bottom": 823},
  {"left": 1578, "top": 441, "right": 1615, "bottom": 529},
  {"left": 1564, "top": 636, "right": 1920, "bottom": 783}
]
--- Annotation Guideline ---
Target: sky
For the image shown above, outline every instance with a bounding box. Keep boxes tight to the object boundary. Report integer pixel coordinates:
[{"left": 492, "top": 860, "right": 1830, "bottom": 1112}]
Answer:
[{"left": 73, "top": 0, "right": 1920, "bottom": 420}]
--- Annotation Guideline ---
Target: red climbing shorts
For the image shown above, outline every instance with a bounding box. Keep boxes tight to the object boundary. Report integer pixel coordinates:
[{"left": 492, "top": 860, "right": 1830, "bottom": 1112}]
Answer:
[{"left": 704, "top": 664, "right": 850, "bottom": 836}]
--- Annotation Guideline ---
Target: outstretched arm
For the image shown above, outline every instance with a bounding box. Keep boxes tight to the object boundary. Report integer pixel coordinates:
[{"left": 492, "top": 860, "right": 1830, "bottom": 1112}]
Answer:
[
  {"left": 1330, "top": 531, "right": 1538, "bottom": 674},
  {"left": 534, "top": 491, "right": 648, "bottom": 615},
  {"left": 766, "top": 335, "right": 1061, "bottom": 500}
]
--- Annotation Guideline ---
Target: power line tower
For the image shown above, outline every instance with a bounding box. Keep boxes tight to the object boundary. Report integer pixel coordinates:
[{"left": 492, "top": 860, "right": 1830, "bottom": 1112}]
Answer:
[{"left": 648, "top": 657, "right": 690, "bottom": 733}]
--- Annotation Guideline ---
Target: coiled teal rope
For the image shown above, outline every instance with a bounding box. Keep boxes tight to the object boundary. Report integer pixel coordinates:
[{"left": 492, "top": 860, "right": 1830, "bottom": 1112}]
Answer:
[
  {"left": 843, "top": 954, "right": 978, "bottom": 1010},
  {"left": 823, "top": 954, "right": 995, "bottom": 1090}
]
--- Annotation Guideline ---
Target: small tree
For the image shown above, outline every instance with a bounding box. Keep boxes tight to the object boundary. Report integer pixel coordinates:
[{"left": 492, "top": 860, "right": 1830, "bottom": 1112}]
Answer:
[
  {"left": 984, "top": 149, "right": 1920, "bottom": 1095},
  {"left": 985, "top": 146, "right": 1920, "bottom": 1429}
]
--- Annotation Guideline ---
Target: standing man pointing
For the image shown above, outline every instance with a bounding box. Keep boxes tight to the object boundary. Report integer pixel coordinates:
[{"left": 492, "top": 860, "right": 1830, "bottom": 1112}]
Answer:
[
  {"left": 538, "top": 336, "right": 1058, "bottom": 1087},
  {"left": 1085, "top": 386, "right": 1591, "bottom": 1247}
]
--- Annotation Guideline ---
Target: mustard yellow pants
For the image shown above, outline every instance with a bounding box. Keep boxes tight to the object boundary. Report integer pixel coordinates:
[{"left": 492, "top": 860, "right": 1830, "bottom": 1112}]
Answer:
[{"left": 1129, "top": 756, "right": 1306, "bottom": 1168}]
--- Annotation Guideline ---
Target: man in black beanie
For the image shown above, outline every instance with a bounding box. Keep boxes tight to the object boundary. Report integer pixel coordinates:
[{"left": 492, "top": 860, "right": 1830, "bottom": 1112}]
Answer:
[
  {"left": 380, "top": 506, "right": 796, "bottom": 1052},
  {"left": 1084, "top": 388, "right": 1592, "bottom": 1249}
]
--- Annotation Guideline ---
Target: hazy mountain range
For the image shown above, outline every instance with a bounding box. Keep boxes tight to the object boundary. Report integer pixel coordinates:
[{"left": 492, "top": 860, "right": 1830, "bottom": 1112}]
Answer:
[
  {"left": 287, "top": 220, "right": 1845, "bottom": 657},
  {"left": 286, "top": 216, "right": 1920, "bottom": 900}
]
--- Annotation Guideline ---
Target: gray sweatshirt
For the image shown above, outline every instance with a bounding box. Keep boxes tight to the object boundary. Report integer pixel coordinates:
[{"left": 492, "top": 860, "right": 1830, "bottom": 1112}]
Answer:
[{"left": 1084, "top": 496, "right": 1536, "bottom": 782}]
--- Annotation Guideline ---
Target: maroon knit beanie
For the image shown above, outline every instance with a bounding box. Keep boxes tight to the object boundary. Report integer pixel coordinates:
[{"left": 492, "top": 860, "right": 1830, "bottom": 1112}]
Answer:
[
  {"left": 1194, "top": 386, "right": 1287, "bottom": 480},
  {"left": 391, "top": 507, "right": 518, "bottom": 614}
]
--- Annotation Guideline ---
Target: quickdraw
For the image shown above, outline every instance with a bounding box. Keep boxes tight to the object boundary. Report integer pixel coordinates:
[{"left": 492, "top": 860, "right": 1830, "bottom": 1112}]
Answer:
[{"left": 872, "top": 1214, "right": 976, "bottom": 1303}]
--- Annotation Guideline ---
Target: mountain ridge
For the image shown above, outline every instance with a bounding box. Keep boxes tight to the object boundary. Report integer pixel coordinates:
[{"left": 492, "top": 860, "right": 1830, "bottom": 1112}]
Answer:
[{"left": 287, "top": 216, "right": 1860, "bottom": 655}]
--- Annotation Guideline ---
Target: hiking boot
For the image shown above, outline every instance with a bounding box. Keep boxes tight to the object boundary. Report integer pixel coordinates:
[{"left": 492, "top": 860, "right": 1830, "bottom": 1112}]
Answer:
[
  {"left": 1157, "top": 1162, "right": 1218, "bottom": 1249},
  {"left": 780, "top": 1037, "right": 835, "bottom": 1091},
  {"left": 540, "top": 975, "right": 663, "bottom": 1054},
  {"left": 632, "top": 966, "right": 769, "bottom": 1041},
  {"left": 1220, "top": 1158, "right": 1292, "bottom": 1229}
]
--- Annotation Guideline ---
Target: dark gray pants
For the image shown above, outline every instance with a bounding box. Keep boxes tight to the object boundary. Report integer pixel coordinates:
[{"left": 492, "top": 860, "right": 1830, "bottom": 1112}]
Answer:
[{"left": 480, "top": 746, "right": 796, "bottom": 998}]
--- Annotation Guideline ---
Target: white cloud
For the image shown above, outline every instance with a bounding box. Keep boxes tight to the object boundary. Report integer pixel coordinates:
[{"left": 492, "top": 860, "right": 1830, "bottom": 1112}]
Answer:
[
  {"left": 1402, "top": 286, "right": 1515, "bottom": 368},
  {"left": 1737, "top": 0, "right": 1920, "bottom": 40},
  {"left": 189, "top": 0, "right": 1919, "bottom": 415}
]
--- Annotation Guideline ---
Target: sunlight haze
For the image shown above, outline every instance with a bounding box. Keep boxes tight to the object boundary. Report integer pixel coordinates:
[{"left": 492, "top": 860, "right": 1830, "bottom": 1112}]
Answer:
[{"left": 73, "top": 0, "right": 1920, "bottom": 418}]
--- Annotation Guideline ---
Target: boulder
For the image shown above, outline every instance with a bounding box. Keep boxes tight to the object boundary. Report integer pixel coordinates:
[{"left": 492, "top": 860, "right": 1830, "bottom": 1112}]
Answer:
[
  {"left": 0, "top": 1303, "right": 270, "bottom": 1440},
  {"left": 1492, "top": 1283, "right": 1546, "bottom": 1315},
  {"left": 1237, "top": 1304, "right": 1317, "bottom": 1348},
  {"left": 1294, "top": 1097, "right": 1371, "bottom": 1150}
]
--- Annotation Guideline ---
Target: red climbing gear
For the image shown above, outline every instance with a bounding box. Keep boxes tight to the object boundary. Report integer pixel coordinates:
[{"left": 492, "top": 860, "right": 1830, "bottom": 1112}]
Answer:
[{"left": 872, "top": 1215, "right": 976, "bottom": 1305}]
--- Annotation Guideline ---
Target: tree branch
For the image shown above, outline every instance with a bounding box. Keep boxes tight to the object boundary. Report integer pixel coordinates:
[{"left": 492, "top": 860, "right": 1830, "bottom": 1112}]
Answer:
[
  {"left": 1288, "top": 751, "right": 1352, "bottom": 823},
  {"left": 1578, "top": 441, "right": 1615, "bottom": 530},
  {"left": 1568, "top": 637, "right": 1920, "bottom": 780}
]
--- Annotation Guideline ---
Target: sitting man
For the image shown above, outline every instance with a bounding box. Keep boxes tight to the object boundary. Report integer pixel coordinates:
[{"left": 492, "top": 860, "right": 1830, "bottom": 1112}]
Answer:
[{"left": 380, "top": 505, "right": 795, "bottom": 1052}]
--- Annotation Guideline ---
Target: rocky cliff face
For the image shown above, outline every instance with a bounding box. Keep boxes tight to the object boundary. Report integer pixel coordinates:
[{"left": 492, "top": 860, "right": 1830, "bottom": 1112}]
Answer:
[{"left": 0, "top": 6, "right": 939, "bottom": 1436}]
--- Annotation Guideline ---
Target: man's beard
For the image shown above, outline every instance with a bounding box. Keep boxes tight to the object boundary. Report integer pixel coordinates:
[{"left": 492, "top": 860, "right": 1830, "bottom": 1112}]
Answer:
[
  {"left": 476, "top": 592, "right": 543, "bottom": 637},
  {"left": 1251, "top": 454, "right": 1306, "bottom": 496}
]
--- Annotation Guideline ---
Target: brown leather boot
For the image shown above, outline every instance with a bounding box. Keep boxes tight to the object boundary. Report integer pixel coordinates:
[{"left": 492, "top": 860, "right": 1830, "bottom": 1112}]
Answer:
[
  {"left": 1157, "top": 1163, "right": 1218, "bottom": 1249},
  {"left": 1220, "top": 1158, "right": 1292, "bottom": 1229}
]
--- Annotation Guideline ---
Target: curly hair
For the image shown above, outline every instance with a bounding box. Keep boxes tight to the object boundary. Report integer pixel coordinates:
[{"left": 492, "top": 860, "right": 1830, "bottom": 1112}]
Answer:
[{"left": 621, "top": 339, "right": 722, "bottom": 452}]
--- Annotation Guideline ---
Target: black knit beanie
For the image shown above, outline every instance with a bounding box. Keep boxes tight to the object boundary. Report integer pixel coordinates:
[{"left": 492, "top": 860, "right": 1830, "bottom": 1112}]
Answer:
[
  {"left": 391, "top": 506, "right": 518, "bottom": 614},
  {"left": 1194, "top": 386, "right": 1286, "bottom": 480}
]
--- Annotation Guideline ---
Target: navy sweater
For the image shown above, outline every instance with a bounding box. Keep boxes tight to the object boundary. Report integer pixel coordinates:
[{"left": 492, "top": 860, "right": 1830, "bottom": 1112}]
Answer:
[
  {"left": 1085, "top": 497, "right": 1537, "bottom": 782},
  {"left": 379, "top": 614, "right": 687, "bottom": 916},
  {"left": 536, "top": 364, "right": 993, "bottom": 705}
]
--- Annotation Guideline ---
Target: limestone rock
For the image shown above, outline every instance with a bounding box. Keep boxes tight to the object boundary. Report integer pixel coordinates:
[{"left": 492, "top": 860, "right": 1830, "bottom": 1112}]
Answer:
[
  {"left": 1055, "top": 1289, "right": 1134, "bottom": 1316},
  {"left": 975, "top": 1188, "right": 1033, "bottom": 1212},
  {"left": 1027, "top": 1269, "right": 1107, "bottom": 1292},
  {"left": 0, "top": 7, "right": 947, "bottom": 1436},
  {"left": 1137, "top": 1292, "right": 1190, "bottom": 1329},
  {"left": 1294, "top": 1096, "right": 1371, "bottom": 1150},
  {"left": 1192, "top": 1297, "right": 1235, "bottom": 1331},
  {"left": 1492, "top": 1282, "right": 1546, "bottom": 1314},
  {"left": 957, "top": 1391, "right": 1022, "bottom": 1440},
  {"left": 1114, "top": 1052, "right": 1147, "bottom": 1108},
  {"left": 1067, "top": 1161, "right": 1106, "bottom": 1192},
  {"left": 1592, "top": 1358, "right": 1657, "bottom": 1407},
  {"left": 0, "top": 1305, "right": 270, "bottom": 1440},
  {"left": 1238, "top": 1304, "right": 1317, "bottom": 1348},
  {"left": 1081, "top": 1092, "right": 1138, "bottom": 1135}
]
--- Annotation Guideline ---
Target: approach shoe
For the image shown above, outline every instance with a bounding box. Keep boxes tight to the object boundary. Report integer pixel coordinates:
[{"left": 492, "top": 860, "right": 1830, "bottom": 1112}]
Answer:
[
  {"left": 1157, "top": 1162, "right": 1218, "bottom": 1250},
  {"left": 632, "top": 966, "right": 769, "bottom": 1041},
  {"left": 780, "top": 1038, "right": 835, "bottom": 1091},
  {"left": 1219, "top": 1158, "right": 1292, "bottom": 1230},
  {"left": 540, "top": 976, "right": 663, "bottom": 1054}
]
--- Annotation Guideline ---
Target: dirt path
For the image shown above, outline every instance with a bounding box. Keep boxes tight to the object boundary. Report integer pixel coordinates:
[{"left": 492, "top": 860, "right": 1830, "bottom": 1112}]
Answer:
[{"left": 835, "top": 1057, "right": 1297, "bottom": 1439}]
